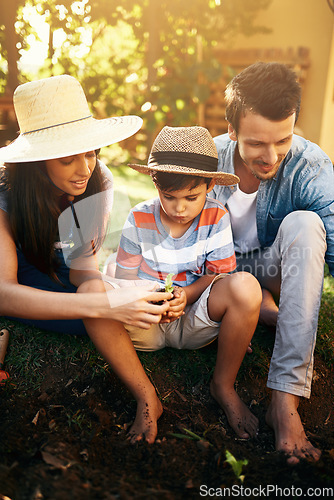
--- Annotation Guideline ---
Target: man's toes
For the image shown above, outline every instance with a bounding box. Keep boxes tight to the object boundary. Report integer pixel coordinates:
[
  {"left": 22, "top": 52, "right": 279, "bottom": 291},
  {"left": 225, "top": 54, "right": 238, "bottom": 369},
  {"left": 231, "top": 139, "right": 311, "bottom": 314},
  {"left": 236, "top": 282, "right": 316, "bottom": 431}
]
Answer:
[{"left": 237, "top": 429, "right": 250, "bottom": 439}]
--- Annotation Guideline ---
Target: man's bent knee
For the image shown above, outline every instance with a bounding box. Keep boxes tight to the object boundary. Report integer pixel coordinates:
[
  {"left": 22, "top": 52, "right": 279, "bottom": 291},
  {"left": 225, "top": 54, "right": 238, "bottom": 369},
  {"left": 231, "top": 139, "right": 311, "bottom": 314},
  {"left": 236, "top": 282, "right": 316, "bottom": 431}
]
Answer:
[
  {"left": 278, "top": 211, "right": 327, "bottom": 261},
  {"left": 280, "top": 211, "right": 326, "bottom": 243}
]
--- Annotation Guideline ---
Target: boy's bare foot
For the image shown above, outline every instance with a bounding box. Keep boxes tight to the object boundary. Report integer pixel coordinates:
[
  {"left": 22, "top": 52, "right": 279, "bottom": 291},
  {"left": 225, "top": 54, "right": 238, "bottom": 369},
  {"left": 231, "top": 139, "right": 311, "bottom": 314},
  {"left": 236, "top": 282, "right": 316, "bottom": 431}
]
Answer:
[
  {"left": 265, "top": 390, "right": 321, "bottom": 465},
  {"left": 128, "top": 394, "right": 163, "bottom": 444},
  {"left": 210, "top": 380, "right": 259, "bottom": 439},
  {"left": 259, "top": 288, "right": 278, "bottom": 329}
]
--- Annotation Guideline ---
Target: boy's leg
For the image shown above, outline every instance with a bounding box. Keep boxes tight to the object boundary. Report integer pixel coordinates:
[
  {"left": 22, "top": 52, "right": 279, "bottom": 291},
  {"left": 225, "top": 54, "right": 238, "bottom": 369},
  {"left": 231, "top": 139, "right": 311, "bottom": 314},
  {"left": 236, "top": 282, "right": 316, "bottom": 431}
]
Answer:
[
  {"left": 77, "top": 279, "right": 162, "bottom": 444},
  {"left": 208, "top": 272, "right": 262, "bottom": 438}
]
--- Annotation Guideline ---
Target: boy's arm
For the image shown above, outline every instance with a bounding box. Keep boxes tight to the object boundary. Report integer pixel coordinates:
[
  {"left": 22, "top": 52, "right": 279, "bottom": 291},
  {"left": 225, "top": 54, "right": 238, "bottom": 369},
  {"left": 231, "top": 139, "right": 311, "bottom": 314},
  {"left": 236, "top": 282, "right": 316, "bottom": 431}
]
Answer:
[
  {"left": 178, "top": 202, "right": 236, "bottom": 306},
  {"left": 114, "top": 208, "right": 143, "bottom": 281},
  {"left": 162, "top": 274, "right": 217, "bottom": 323},
  {"left": 183, "top": 274, "right": 217, "bottom": 305}
]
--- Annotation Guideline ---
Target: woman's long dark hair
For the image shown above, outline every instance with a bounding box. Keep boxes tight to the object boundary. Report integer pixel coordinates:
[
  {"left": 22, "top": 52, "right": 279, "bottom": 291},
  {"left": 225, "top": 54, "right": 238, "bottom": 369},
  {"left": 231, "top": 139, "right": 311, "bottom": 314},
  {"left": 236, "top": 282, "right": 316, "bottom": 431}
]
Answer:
[{"left": 0, "top": 156, "right": 107, "bottom": 281}]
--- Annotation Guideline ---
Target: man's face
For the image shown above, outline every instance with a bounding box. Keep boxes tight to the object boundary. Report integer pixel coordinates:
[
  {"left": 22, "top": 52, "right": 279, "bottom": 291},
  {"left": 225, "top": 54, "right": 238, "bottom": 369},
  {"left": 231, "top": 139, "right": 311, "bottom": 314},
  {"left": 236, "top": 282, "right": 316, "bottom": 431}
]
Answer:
[{"left": 228, "top": 111, "right": 295, "bottom": 181}]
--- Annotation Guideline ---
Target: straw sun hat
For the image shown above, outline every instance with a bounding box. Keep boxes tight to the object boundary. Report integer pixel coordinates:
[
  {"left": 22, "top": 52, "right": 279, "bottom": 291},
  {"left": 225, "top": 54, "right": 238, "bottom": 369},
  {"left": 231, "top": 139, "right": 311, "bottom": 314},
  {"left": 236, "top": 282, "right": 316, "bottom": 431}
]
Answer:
[
  {"left": 129, "top": 126, "right": 239, "bottom": 186},
  {"left": 0, "top": 74, "right": 143, "bottom": 163}
]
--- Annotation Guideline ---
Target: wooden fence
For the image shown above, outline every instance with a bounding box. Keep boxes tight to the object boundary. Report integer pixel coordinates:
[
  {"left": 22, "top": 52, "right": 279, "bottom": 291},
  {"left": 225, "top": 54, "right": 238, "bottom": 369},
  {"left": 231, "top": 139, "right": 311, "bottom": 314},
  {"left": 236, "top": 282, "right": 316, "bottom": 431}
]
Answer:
[{"left": 199, "top": 46, "right": 310, "bottom": 137}]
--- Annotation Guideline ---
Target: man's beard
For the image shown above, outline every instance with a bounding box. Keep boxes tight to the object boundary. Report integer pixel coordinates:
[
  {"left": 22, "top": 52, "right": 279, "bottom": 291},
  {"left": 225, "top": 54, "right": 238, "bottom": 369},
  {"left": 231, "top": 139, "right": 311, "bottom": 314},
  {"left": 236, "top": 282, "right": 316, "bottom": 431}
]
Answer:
[{"left": 248, "top": 158, "right": 283, "bottom": 181}]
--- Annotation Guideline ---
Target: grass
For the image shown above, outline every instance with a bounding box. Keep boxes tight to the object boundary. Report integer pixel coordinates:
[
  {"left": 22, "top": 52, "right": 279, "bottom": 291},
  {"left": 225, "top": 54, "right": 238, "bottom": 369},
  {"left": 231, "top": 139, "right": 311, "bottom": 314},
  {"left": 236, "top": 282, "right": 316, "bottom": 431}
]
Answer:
[
  {"left": 0, "top": 320, "right": 108, "bottom": 392},
  {"left": 316, "top": 266, "right": 334, "bottom": 364}
]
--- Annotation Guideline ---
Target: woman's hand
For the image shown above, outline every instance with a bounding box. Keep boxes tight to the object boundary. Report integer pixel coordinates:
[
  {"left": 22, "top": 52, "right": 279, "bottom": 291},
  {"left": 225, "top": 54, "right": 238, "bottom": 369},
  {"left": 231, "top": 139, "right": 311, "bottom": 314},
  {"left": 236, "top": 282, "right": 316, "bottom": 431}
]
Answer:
[
  {"left": 104, "top": 276, "right": 162, "bottom": 290},
  {"left": 105, "top": 286, "right": 172, "bottom": 329},
  {"left": 160, "top": 286, "right": 186, "bottom": 324}
]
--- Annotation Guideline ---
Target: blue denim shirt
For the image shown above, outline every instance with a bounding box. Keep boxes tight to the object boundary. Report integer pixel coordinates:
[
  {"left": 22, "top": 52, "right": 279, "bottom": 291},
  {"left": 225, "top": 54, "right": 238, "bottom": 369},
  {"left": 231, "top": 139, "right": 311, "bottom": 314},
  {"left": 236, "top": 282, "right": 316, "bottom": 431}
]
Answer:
[{"left": 212, "top": 134, "right": 334, "bottom": 276}]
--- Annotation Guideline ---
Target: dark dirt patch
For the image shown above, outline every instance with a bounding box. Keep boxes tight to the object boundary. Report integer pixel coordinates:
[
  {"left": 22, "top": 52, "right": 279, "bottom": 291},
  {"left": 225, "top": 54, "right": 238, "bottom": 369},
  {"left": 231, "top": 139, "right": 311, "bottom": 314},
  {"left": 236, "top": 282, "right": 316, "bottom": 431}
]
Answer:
[{"left": 0, "top": 340, "right": 333, "bottom": 499}]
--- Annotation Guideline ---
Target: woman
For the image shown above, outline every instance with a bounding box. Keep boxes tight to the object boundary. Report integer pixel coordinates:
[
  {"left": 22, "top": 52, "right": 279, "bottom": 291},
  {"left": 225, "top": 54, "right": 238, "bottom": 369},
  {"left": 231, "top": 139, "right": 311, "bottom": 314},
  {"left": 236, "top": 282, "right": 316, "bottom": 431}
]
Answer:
[{"left": 0, "top": 74, "right": 172, "bottom": 443}]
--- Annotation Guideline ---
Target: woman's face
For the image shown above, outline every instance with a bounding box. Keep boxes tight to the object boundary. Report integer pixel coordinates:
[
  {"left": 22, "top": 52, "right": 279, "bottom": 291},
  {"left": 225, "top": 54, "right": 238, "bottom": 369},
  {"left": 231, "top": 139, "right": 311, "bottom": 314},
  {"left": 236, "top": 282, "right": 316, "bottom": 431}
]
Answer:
[{"left": 45, "top": 151, "right": 97, "bottom": 196}]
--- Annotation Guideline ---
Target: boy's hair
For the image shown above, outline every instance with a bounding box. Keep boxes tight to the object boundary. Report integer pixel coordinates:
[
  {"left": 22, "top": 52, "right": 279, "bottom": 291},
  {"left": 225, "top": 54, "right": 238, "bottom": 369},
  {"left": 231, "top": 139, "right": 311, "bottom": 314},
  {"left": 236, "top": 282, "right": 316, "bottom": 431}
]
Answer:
[
  {"left": 151, "top": 170, "right": 212, "bottom": 192},
  {"left": 225, "top": 62, "right": 302, "bottom": 133}
]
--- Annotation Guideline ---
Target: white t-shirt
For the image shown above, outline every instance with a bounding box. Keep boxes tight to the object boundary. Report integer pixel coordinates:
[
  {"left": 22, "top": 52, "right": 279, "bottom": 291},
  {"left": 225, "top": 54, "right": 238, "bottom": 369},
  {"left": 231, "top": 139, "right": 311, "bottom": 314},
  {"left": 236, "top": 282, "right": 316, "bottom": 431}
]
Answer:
[{"left": 226, "top": 185, "right": 260, "bottom": 254}]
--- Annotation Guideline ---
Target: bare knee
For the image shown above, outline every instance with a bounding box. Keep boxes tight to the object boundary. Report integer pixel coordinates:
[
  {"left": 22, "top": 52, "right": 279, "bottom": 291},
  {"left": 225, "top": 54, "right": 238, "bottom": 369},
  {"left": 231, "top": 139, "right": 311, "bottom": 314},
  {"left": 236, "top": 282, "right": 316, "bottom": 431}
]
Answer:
[
  {"left": 223, "top": 272, "right": 262, "bottom": 311},
  {"left": 208, "top": 272, "right": 261, "bottom": 322}
]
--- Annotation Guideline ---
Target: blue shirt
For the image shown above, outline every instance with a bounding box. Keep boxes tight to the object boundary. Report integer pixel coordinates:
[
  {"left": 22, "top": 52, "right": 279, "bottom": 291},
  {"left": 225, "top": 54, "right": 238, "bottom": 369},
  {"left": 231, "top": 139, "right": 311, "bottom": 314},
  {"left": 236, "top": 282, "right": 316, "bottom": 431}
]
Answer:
[{"left": 212, "top": 133, "right": 334, "bottom": 276}]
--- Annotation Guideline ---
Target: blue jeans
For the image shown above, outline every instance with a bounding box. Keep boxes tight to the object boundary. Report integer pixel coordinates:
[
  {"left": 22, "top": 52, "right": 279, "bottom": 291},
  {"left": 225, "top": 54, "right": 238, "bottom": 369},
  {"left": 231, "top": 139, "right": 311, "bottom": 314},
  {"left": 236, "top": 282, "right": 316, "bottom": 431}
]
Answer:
[
  {"left": 9, "top": 248, "right": 87, "bottom": 335},
  {"left": 236, "top": 211, "right": 326, "bottom": 398}
]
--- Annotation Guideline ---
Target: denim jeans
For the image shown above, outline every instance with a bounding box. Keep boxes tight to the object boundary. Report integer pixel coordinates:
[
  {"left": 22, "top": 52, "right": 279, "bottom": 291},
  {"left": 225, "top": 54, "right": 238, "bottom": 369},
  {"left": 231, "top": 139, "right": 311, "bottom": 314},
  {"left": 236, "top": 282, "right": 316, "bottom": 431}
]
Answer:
[{"left": 236, "top": 211, "right": 326, "bottom": 398}]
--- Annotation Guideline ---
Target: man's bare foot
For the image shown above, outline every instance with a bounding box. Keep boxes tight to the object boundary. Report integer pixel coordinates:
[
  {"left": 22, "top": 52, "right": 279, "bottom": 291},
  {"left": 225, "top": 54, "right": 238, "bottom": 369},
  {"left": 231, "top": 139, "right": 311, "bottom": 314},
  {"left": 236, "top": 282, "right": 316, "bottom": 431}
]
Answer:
[
  {"left": 265, "top": 390, "right": 321, "bottom": 465},
  {"left": 210, "top": 380, "right": 258, "bottom": 439},
  {"left": 259, "top": 289, "right": 278, "bottom": 329},
  {"left": 128, "top": 394, "right": 163, "bottom": 444}
]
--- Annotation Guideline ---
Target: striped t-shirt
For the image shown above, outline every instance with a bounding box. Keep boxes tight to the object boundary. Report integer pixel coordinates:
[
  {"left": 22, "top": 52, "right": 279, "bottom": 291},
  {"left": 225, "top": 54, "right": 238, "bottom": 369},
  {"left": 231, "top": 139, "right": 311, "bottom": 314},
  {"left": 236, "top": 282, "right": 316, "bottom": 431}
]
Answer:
[{"left": 116, "top": 197, "right": 236, "bottom": 287}]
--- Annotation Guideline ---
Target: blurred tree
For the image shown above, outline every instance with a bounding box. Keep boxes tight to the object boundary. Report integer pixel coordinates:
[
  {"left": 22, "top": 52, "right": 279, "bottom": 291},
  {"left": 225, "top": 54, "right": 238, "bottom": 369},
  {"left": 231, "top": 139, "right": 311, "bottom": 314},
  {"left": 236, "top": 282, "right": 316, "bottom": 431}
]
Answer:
[
  {"left": 0, "top": 0, "right": 272, "bottom": 154},
  {"left": 0, "top": 0, "right": 23, "bottom": 94},
  {"left": 81, "top": 0, "right": 272, "bottom": 141}
]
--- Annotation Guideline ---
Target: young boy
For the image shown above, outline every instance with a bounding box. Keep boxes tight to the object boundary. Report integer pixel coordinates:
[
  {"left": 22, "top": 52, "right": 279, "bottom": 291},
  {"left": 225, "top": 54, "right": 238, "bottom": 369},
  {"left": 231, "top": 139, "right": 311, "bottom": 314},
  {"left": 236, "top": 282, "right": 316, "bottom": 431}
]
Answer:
[{"left": 114, "top": 126, "right": 262, "bottom": 440}]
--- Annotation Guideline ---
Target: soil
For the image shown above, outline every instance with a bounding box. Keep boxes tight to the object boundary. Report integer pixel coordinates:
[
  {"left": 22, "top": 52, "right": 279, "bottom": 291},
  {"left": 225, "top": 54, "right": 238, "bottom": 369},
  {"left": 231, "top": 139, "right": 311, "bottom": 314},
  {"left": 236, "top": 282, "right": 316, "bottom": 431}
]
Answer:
[{"left": 0, "top": 339, "right": 333, "bottom": 499}]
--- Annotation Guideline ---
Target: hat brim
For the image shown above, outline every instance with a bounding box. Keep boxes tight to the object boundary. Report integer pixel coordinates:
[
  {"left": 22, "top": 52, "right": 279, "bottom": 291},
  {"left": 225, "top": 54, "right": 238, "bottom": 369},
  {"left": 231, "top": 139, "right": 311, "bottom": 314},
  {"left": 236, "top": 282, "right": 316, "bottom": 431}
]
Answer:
[
  {"left": 0, "top": 115, "right": 143, "bottom": 163},
  {"left": 128, "top": 163, "right": 239, "bottom": 186}
]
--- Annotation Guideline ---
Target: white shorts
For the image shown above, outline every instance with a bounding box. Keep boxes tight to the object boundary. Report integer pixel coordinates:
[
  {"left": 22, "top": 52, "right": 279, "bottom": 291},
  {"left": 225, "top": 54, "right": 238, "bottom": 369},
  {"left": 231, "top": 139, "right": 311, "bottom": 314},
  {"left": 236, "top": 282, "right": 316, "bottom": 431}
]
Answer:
[{"left": 125, "top": 274, "right": 228, "bottom": 351}]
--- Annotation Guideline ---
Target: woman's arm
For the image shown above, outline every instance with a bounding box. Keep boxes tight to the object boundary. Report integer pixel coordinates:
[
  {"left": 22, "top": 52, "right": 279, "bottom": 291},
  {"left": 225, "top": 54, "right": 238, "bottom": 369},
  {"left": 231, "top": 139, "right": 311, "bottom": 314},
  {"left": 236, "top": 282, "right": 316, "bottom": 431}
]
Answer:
[
  {"left": 0, "top": 210, "right": 171, "bottom": 325},
  {"left": 69, "top": 251, "right": 101, "bottom": 287}
]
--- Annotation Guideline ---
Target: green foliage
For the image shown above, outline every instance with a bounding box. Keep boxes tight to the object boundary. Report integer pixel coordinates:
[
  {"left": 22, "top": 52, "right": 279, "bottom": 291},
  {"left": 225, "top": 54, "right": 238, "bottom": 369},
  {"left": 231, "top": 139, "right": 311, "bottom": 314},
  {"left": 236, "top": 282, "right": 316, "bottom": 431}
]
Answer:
[{"left": 0, "top": 0, "right": 273, "bottom": 152}]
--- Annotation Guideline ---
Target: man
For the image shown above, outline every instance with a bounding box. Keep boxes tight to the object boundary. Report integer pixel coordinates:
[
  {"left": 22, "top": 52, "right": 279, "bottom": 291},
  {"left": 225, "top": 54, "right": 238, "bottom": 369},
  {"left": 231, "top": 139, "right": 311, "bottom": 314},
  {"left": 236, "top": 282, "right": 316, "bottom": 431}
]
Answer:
[{"left": 211, "top": 61, "right": 334, "bottom": 464}]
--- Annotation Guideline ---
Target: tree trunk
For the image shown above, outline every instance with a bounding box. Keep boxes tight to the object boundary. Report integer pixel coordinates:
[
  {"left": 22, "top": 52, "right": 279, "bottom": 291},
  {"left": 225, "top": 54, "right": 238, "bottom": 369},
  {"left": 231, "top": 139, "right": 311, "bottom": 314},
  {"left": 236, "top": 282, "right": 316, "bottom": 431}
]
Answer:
[{"left": 0, "top": 0, "right": 21, "bottom": 94}]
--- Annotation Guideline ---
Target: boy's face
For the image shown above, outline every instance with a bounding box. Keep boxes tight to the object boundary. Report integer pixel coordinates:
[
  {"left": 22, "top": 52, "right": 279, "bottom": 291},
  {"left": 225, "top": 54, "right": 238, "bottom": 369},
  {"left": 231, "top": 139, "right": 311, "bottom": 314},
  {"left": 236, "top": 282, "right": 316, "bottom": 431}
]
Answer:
[{"left": 157, "top": 180, "right": 214, "bottom": 226}]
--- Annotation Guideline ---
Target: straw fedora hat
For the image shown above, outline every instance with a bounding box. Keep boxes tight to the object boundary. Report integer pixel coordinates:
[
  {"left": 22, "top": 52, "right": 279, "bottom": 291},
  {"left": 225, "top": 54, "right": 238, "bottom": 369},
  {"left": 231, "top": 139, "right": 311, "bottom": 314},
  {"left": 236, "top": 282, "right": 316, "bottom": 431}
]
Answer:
[
  {"left": 128, "top": 126, "right": 239, "bottom": 186},
  {"left": 0, "top": 74, "right": 143, "bottom": 163}
]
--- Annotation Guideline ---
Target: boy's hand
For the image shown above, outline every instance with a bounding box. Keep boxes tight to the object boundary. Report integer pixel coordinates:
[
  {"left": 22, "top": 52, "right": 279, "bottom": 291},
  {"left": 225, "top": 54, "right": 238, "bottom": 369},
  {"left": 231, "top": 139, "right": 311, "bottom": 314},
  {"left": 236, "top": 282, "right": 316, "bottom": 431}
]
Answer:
[{"left": 160, "top": 286, "right": 186, "bottom": 323}]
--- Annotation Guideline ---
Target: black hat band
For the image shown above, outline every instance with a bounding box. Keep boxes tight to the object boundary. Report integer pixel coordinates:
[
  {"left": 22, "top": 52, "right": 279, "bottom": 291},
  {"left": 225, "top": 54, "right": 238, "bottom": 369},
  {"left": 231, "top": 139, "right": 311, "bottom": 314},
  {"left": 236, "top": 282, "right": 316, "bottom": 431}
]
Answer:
[{"left": 148, "top": 151, "right": 218, "bottom": 172}]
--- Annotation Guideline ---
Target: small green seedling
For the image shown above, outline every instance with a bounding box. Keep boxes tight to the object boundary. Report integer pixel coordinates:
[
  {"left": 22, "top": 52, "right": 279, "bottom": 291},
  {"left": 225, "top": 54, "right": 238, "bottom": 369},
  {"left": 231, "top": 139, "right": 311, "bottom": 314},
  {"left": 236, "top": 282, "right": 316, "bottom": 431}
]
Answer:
[
  {"left": 165, "top": 273, "right": 174, "bottom": 293},
  {"left": 225, "top": 450, "right": 248, "bottom": 483}
]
